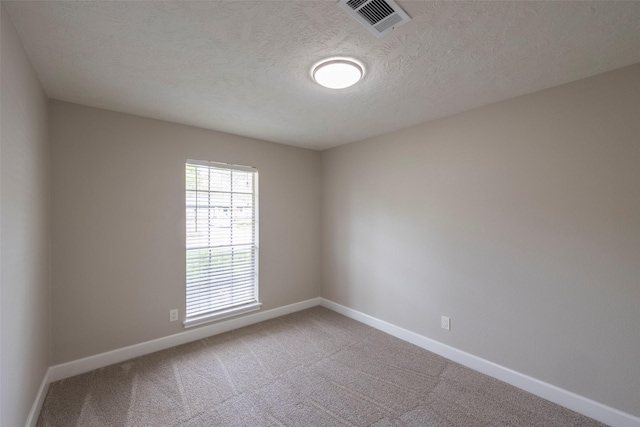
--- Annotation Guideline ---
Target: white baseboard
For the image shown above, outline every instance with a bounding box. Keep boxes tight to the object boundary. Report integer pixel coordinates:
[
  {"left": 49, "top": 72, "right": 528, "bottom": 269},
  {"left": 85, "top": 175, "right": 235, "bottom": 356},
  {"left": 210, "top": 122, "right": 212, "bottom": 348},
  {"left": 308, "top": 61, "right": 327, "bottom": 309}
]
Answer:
[
  {"left": 320, "top": 298, "right": 639, "bottom": 427},
  {"left": 25, "top": 367, "right": 51, "bottom": 427},
  {"left": 30, "top": 296, "right": 639, "bottom": 427},
  {"left": 48, "top": 297, "right": 321, "bottom": 383}
]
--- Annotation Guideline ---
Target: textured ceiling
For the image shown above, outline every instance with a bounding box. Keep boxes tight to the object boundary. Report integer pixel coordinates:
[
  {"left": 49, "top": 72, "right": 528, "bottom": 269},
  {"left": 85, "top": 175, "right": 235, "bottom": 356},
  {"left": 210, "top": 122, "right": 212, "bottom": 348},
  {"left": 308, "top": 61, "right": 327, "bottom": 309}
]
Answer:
[{"left": 5, "top": 1, "right": 640, "bottom": 150}]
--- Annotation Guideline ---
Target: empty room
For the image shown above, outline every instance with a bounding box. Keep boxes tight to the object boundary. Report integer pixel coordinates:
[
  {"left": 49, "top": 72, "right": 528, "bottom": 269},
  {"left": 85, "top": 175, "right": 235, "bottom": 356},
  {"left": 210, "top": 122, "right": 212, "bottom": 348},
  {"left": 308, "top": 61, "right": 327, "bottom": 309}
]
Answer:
[{"left": 1, "top": 1, "right": 639, "bottom": 426}]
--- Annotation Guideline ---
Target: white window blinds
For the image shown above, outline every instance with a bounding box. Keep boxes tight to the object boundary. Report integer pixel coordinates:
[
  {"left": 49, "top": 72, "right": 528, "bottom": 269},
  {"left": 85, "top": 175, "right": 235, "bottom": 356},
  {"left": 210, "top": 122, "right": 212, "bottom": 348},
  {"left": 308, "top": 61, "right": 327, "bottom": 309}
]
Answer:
[{"left": 185, "top": 160, "right": 259, "bottom": 326}]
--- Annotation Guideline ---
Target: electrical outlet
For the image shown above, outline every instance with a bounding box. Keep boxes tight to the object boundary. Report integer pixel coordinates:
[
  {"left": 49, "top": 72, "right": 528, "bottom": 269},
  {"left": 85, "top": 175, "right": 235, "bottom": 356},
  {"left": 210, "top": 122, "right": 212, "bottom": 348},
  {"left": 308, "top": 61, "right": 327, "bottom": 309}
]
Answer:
[
  {"left": 441, "top": 315, "right": 451, "bottom": 331},
  {"left": 170, "top": 309, "right": 179, "bottom": 322}
]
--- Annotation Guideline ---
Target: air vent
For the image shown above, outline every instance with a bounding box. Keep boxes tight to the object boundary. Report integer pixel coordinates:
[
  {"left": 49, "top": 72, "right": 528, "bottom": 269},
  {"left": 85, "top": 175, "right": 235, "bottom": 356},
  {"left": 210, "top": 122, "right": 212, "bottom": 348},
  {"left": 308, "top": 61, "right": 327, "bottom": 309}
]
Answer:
[{"left": 339, "top": 0, "right": 411, "bottom": 38}]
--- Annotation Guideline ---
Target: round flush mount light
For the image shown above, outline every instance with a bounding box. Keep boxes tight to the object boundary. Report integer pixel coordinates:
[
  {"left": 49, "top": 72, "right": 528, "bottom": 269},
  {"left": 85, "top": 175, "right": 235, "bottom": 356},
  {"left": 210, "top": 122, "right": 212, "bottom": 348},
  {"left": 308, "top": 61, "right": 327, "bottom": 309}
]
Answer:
[{"left": 312, "top": 58, "right": 364, "bottom": 89}]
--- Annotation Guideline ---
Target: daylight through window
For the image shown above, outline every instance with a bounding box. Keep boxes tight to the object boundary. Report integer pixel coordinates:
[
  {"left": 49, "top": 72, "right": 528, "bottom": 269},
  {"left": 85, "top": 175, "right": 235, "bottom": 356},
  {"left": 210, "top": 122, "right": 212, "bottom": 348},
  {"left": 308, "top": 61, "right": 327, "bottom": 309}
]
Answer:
[{"left": 184, "top": 160, "right": 260, "bottom": 327}]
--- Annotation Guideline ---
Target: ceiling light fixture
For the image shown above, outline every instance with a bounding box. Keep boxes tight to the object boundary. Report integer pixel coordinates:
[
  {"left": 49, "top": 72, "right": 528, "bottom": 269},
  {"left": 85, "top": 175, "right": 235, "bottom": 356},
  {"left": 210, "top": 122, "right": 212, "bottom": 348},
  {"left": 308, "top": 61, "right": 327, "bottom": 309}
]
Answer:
[{"left": 312, "top": 58, "right": 364, "bottom": 89}]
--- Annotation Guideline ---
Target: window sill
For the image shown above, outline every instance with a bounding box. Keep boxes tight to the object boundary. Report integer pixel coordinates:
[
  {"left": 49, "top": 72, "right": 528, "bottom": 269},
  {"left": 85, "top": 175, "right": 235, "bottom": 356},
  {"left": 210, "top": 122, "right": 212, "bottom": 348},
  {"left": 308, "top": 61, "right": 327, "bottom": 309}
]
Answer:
[{"left": 183, "top": 302, "right": 262, "bottom": 329}]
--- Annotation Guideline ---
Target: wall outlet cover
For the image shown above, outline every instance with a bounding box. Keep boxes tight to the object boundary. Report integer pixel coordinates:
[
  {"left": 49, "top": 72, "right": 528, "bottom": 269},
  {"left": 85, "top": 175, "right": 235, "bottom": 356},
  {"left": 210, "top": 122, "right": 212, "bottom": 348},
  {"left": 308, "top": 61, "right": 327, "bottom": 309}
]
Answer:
[{"left": 441, "top": 315, "right": 451, "bottom": 331}]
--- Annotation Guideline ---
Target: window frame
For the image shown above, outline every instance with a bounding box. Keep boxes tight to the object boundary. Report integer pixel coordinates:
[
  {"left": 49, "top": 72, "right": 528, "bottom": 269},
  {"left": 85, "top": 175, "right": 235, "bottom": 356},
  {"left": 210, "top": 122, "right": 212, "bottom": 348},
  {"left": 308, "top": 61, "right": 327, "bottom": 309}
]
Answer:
[{"left": 183, "top": 159, "right": 261, "bottom": 328}]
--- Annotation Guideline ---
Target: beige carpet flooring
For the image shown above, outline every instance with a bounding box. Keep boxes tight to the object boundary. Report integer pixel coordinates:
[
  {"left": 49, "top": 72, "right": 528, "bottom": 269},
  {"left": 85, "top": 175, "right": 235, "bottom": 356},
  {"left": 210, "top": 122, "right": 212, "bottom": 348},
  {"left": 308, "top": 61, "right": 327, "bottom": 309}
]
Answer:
[{"left": 37, "top": 307, "right": 605, "bottom": 426}]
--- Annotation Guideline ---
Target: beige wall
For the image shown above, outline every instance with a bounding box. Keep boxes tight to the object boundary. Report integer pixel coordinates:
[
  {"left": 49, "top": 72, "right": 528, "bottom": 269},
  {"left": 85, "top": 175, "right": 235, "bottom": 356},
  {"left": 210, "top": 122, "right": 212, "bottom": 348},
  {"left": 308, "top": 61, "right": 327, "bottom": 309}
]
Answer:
[
  {"left": 50, "top": 101, "right": 321, "bottom": 363},
  {"left": 321, "top": 64, "right": 640, "bottom": 416},
  {"left": 1, "top": 5, "right": 51, "bottom": 426}
]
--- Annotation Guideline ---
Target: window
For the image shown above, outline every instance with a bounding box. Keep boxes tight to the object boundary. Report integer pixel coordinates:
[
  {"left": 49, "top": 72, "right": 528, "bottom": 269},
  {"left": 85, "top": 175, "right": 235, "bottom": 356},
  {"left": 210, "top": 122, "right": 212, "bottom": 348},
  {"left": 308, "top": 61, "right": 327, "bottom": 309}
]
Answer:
[{"left": 184, "top": 160, "right": 260, "bottom": 327}]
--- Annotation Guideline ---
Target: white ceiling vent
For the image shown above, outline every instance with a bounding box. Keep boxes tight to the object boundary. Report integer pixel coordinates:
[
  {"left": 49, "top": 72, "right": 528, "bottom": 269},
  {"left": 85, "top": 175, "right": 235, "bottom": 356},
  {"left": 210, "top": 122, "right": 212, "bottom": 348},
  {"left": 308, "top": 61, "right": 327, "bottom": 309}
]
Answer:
[{"left": 339, "top": 0, "right": 411, "bottom": 38}]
